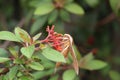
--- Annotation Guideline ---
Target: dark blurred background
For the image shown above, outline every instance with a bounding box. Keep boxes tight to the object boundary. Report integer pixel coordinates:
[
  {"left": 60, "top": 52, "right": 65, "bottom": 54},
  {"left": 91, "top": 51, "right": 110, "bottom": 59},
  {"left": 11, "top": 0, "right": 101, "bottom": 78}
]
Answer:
[{"left": 0, "top": 0, "right": 120, "bottom": 80}]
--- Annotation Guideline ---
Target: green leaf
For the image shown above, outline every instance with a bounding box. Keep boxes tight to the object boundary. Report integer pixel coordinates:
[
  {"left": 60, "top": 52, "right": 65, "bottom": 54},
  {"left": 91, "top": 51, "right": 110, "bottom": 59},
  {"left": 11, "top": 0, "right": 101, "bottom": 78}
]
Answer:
[
  {"left": 63, "top": 69, "right": 76, "bottom": 80},
  {"left": 34, "top": 53, "right": 55, "bottom": 69},
  {"left": 0, "top": 57, "right": 10, "bottom": 63},
  {"left": 19, "top": 76, "right": 30, "bottom": 80},
  {"left": 29, "top": 0, "right": 52, "bottom": 7},
  {"left": 79, "top": 53, "right": 107, "bottom": 70},
  {"left": 109, "top": 70, "right": 120, "bottom": 80},
  {"left": 15, "top": 27, "right": 31, "bottom": 43},
  {"left": 65, "top": 0, "right": 74, "bottom": 4},
  {"left": 79, "top": 53, "right": 94, "bottom": 64},
  {"left": 9, "top": 47, "right": 18, "bottom": 58},
  {"left": 13, "top": 58, "right": 24, "bottom": 64},
  {"left": 79, "top": 53, "right": 94, "bottom": 69},
  {"left": 85, "top": 0, "right": 100, "bottom": 7},
  {"left": 0, "top": 48, "right": 8, "bottom": 57},
  {"left": 28, "top": 62, "right": 44, "bottom": 70},
  {"left": 110, "top": 0, "right": 120, "bottom": 16},
  {"left": 81, "top": 60, "right": 107, "bottom": 70},
  {"left": 30, "top": 16, "right": 47, "bottom": 34},
  {"left": 34, "top": 3, "right": 55, "bottom": 15},
  {"left": 0, "top": 31, "right": 20, "bottom": 42},
  {"left": 19, "top": 76, "right": 34, "bottom": 80},
  {"left": 33, "top": 33, "right": 42, "bottom": 41},
  {"left": 29, "top": 0, "right": 41, "bottom": 7},
  {"left": 33, "top": 69, "right": 54, "bottom": 80},
  {"left": 41, "top": 47, "right": 66, "bottom": 62},
  {"left": 49, "top": 74, "right": 59, "bottom": 80},
  {"left": 21, "top": 45, "right": 35, "bottom": 58},
  {"left": 17, "top": 72, "right": 23, "bottom": 77},
  {"left": 60, "top": 9, "right": 70, "bottom": 22},
  {"left": 3, "top": 74, "right": 9, "bottom": 80},
  {"left": 48, "top": 10, "right": 58, "bottom": 24},
  {"left": 64, "top": 3, "right": 84, "bottom": 15},
  {"left": 8, "top": 65, "right": 18, "bottom": 80}
]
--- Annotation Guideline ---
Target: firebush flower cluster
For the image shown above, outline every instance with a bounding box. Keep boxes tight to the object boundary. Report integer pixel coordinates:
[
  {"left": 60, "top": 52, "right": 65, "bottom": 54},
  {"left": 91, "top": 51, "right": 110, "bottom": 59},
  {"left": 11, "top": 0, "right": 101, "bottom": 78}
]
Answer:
[
  {"left": 41, "top": 25, "right": 64, "bottom": 51},
  {"left": 41, "top": 25, "right": 79, "bottom": 74}
]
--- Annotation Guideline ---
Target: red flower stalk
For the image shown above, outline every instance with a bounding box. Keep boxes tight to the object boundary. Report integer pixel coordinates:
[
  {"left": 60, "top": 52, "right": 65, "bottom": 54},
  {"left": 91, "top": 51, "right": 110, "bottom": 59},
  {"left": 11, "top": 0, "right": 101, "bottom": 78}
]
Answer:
[{"left": 41, "top": 25, "right": 63, "bottom": 51}]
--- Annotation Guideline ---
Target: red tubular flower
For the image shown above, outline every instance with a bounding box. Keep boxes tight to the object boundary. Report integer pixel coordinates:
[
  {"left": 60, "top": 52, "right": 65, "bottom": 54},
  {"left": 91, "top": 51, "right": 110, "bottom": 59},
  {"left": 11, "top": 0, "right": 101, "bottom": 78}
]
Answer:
[{"left": 41, "top": 25, "right": 63, "bottom": 51}]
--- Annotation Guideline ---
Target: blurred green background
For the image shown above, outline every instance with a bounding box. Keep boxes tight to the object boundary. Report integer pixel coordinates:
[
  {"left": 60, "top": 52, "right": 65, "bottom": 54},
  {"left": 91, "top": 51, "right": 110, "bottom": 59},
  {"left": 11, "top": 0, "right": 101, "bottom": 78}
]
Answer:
[{"left": 0, "top": 0, "right": 120, "bottom": 80}]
